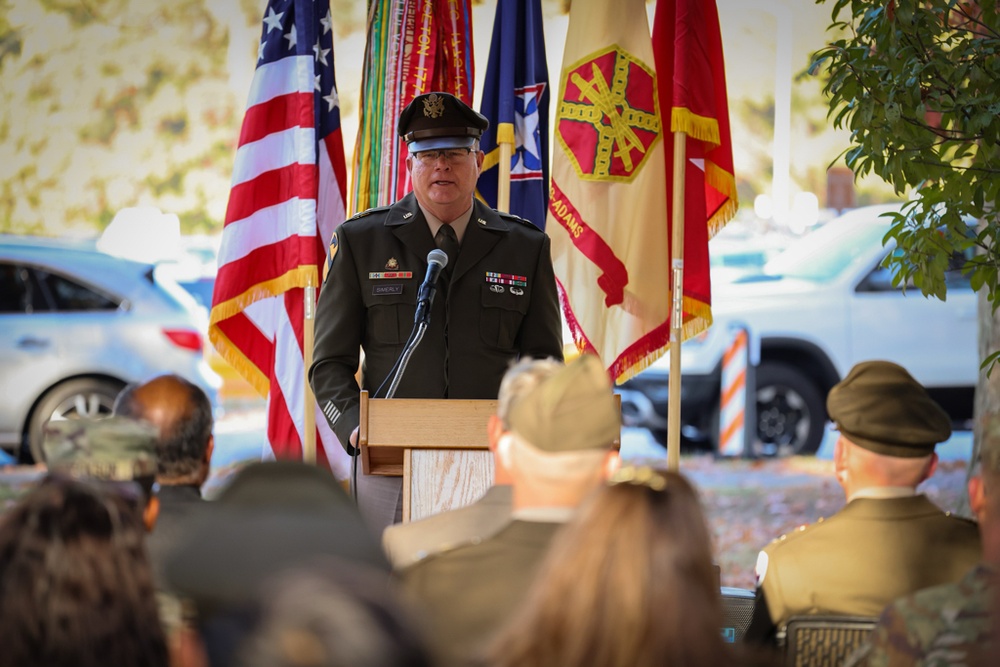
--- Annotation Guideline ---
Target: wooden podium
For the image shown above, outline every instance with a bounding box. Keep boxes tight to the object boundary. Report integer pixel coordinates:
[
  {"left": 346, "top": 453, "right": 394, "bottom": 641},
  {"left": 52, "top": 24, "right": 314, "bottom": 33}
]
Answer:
[{"left": 358, "top": 391, "right": 497, "bottom": 522}]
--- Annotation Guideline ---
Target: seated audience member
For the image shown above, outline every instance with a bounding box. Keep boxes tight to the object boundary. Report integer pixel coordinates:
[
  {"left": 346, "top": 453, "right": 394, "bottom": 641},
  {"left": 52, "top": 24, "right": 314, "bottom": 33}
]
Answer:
[
  {"left": 745, "top": 360, "right": 981, "bottom": 644},
  {"left": 165, "top": 460, "right": 389, "bottom": 667},
  {"left": 113, "top": 374, "right": 214, "bottom": 576},
  {"left": 850, "top": 435, "right": 1000, "bottom": 666},
  {"left": 382, "top": 357, "right": 562, "bottom": 570},
  {"left": 485, "top": 466, "right": 773, "bottom": 667},
  {"left": 236, "top": 557, "right": 436, "bottom": 667},
  {"left": 42, "top": 416, "right": 161, "bottom": 532},
  {"left": 114, "top": 375, "right": 216, "bottom": 659},
  {"left": 398, "top": 353, "right": 620, "bottom": 665},
  {"left": 0, "top": 474, "right": 169, "bottom": 667}
]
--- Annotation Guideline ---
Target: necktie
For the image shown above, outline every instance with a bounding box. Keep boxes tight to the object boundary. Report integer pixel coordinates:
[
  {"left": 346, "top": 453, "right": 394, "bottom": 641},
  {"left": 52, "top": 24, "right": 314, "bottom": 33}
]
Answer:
[{"left": 435, "top": 224, "right": 460, "bottom": 274}]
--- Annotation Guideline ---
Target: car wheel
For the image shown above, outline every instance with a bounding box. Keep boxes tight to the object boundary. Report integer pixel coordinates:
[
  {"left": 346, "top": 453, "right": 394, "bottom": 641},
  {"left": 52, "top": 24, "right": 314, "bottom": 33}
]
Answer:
[
  {"left": 752, "top": 362, "right": 825, "bottom": 457},
  {"left": 23, "top": 378, "right": 124, "bottom": 464}
]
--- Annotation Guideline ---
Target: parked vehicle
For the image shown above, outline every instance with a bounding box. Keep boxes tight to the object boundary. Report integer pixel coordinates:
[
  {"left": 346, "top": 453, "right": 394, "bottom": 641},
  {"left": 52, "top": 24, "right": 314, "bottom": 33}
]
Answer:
[
  {"left": 618, "top": 204, "right": 978, "bottom": 456},
  {"left": 0, "top": 236, "right": 222, "bottom": 462}
]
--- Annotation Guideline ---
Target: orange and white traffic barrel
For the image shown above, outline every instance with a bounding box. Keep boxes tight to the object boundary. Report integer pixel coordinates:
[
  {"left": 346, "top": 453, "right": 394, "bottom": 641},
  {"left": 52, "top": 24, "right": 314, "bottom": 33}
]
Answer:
[{"left": 719, "top": 328, "right": 749, "bottom": 457}]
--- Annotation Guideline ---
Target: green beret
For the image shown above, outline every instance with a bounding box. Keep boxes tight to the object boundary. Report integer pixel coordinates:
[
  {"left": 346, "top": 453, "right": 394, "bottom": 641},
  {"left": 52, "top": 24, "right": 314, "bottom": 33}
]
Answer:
[
  {"left": 507, "top": 354, "right": 619, "bottom": 453},
  {"left": 827, "top": 360, "right": 951, "bottom": 458},
  {"left": 397, "top": 92, "right": 488, "bottom": 152},
  {"left": 42, "top": 416, "right": 158, "bottom": 481}
]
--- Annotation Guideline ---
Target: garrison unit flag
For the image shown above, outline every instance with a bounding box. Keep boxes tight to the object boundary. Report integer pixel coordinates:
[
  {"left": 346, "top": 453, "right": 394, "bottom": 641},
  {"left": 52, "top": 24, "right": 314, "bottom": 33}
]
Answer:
[
  {"left": 351, "top": 0, "right": 475, "bottom": 213},
  {"left": 209, "top": 0, "right": 348, "bottom": 475},
  {"left": 654, "top": 0, "right": 738, "bottom": 338},
  {"left": 547, "top": 0, "right": 670, "bottom": 384},
  {"left": 477, "top": 0, "right": 550, "bottom": 229}
]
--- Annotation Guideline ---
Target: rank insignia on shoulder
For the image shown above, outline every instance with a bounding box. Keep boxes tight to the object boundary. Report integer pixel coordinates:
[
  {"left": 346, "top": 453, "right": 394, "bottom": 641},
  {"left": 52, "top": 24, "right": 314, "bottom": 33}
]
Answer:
[{"left": 348, "top": 204, "right": 390, "bottom": 221}]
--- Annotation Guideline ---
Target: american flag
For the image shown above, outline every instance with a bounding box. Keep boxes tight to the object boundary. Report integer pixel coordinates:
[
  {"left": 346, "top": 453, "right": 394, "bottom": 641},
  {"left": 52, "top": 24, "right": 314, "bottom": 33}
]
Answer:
[{"left": 208, "top": 0, "right": 348, "bottom": 475}]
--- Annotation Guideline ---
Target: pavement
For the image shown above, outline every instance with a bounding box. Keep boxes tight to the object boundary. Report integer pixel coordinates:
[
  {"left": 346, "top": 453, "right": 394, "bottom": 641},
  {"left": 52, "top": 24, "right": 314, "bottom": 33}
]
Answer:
[{"left": 210, "top": 408, "right": 975, "bottom": 480}]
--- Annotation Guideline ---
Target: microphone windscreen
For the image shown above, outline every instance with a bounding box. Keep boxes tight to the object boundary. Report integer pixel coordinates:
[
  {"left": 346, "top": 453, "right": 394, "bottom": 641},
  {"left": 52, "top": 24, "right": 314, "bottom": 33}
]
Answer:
[{"left": 427, "top": 248, "right": 448, "bottom": 269}]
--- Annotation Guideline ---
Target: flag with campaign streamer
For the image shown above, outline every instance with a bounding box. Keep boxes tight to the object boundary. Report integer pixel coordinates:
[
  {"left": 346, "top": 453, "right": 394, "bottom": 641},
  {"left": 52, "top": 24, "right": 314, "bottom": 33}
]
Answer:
[
  {"left": 476, "top": 0, "right": 549, "bottom": 229},
  {"left": 208, "top": 0, "right": 348, "bottom": 476},
  {"left": 351, "top": 0, "right": 474, "bottom": 213},
  {"left": 653, "top": 0, "right": 738, "bottom": 335},
  {"left": 547, "top": 0, "right": 671, "bottom": 384}
]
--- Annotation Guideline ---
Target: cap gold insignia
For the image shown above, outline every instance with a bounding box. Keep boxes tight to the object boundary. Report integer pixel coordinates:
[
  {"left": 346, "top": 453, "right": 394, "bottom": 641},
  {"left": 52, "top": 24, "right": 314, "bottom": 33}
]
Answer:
[
  {"left": 423, "top": 93, "right": 445, "bottom": 118},
  {"left": 402, "top": 211, "right": 413, "bottom": 219},
  {"left": 386, "top": 257, "right": 399, "bottom": 270}
]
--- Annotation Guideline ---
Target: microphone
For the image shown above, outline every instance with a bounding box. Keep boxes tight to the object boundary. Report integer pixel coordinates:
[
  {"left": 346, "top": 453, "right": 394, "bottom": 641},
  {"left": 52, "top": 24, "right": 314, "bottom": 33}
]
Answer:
[{"left": 414, "top": 248, "right": 448, "bottom": 324}]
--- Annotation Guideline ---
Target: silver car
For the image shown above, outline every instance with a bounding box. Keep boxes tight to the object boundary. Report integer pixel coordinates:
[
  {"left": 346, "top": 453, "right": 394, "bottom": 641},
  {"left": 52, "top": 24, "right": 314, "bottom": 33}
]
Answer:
[{"left": 0, "top": 236, "right": 221, "bottom": 462}]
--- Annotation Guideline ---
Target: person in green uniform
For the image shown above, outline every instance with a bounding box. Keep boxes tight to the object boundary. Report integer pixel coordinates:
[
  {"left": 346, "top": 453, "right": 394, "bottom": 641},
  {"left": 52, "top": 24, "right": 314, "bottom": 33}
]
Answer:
[
  {"left": 397, "top": 354, "right": 620, "bottom": 666},
  {"left": 744, "top": 360, "right": 981, "bottom": 645},
  {"left": 310, "top": 92, "right": 564, "bottom": 532},
  {"left": 381, "top": 356, "right": 562, "bottom": 570},
  {"left": 849, "top": 432, "right": 1000, "bottom": 666}
]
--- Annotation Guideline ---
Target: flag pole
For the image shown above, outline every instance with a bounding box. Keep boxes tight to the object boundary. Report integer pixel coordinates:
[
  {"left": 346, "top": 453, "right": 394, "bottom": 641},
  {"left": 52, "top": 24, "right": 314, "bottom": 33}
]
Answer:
[
  {"left": 667, "top": 130, "right": 687, "bottom": 472},
  {"left": 303, "top": 280, "right": 317, "bottom": 465},
  {"left": 496, "top": 122, "right": 515, "bottom": 212}
]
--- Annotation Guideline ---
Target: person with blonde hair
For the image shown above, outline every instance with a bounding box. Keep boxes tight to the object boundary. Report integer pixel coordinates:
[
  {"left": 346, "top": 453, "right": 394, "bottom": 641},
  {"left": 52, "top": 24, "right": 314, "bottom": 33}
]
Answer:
[
  {"left": 398, "top": 353, "right": 620, "bottom": 665},
  {"left": 485, "top": 466, "right": 752, "bottom": 667},
  {"left": 382, "top": 356, "right": 563, "bottom": 570}
]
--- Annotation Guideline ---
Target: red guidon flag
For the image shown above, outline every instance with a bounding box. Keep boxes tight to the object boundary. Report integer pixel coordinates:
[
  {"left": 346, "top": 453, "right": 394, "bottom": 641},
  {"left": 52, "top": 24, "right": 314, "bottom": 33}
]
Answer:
[
  {"left": 548, "top": 0, "right": 670, "bottom": 383},
  {"left": 654, "top": 0, "right": 738, "bottom": 336}
]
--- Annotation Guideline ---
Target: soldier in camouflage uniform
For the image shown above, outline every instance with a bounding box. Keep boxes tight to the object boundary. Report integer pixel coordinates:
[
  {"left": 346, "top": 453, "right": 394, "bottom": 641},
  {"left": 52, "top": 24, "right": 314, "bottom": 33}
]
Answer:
[{"left": 850, "top": 419, "right": 1000, "bottom": 667}]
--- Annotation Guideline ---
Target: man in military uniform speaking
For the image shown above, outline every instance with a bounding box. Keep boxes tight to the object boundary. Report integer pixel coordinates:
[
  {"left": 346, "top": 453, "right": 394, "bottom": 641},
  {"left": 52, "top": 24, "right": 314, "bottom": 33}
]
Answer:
[
  {"left": 744, "top": 360, "right": 981, "bottom": 645},
  {"left": 309, "top": 92, "right": 564, "bottom": 532}
]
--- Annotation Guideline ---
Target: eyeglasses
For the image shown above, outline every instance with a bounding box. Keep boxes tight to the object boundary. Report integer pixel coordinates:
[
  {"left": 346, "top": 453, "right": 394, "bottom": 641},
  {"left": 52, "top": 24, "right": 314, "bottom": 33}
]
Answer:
[{"left": 413, "top": 148, "right": 474, "bottom": 165}]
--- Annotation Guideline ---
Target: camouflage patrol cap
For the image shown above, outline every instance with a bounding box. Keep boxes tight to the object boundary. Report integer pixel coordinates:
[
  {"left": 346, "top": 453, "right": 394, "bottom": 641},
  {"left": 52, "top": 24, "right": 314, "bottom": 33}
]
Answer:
[
  {"left": 827, "top": 360, "right": 951, "bottom": 458},
  {"left": 507, "top": 353, "right": 619, "bottom": 453},
  {"left": 42, "top": 417, "right": 158, "bottom": 481},
  {"left": 397, "top": 92, "right": 489, "bottom": 153}
]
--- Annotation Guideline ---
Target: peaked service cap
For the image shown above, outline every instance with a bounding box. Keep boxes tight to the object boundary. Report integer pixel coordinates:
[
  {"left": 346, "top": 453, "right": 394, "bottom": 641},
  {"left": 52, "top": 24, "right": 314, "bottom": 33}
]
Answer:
[
  {"left": 398, "top": 92, "right": 488, "bottom": 153},
  {"left": 827, "top": 360, "right": 951, "bottom": 458}
]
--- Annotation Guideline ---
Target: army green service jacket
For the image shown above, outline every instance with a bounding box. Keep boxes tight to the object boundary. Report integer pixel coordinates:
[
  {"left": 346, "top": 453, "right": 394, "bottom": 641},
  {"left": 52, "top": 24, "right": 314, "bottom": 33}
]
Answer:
[
  {"left": 751, "top": 494, "right": 980, "bottom": 641},
  {"left": 309, "top": 192, "right": 564, "bottom": 452}
]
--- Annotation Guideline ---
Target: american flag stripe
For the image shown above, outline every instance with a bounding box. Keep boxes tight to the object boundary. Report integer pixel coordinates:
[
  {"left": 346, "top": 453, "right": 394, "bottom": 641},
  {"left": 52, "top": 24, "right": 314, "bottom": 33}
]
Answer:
[
  {"left": 229, "top": 131, "right": 315, "bottom": 189},
  {"left": 209, "top": 0, "right": 348, "bottom": 477},
  {"left": 217, "top": 200, "right": 314, "bottom": 266},
  {"left": 238, "top": 93, "right": 313, "bottom": 146},
  {"left": 224, "top": 165, "right": 317, "bottom": 225}
]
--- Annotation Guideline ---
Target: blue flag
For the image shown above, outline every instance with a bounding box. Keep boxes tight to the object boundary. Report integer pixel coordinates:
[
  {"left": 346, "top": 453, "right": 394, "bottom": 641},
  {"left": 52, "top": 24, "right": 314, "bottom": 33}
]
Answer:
[{"left": 476, "top": 0, "right": 549, "bottom": 230}]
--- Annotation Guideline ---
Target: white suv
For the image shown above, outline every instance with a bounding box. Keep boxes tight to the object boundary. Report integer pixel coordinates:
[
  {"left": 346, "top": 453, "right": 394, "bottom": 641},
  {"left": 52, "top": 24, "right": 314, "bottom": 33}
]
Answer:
[{"left": 618, "top": 204, "right": 979, "bottom": 456}]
